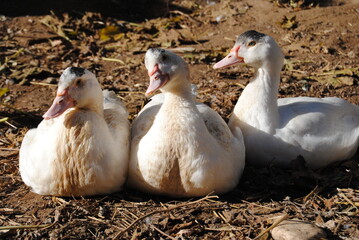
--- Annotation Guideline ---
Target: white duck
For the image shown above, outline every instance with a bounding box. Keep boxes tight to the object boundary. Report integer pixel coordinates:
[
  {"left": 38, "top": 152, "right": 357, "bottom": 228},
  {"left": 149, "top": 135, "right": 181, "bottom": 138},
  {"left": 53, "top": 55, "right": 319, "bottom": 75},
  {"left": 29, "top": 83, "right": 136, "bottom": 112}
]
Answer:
[
  {"left": 214, "top": 30, "right": 359, "bottom": 169},
  {"left": 128, "top": 48, "right": 245, "bottom": 197},
  {"left": 19, "top": 67, "right": 130, "bottom": 196}
]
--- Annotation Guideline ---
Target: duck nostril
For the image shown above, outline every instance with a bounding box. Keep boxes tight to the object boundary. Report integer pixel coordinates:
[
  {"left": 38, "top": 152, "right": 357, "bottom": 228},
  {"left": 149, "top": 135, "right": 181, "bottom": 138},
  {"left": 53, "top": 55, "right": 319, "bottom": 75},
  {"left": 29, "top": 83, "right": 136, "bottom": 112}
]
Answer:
[
  {"left": 58, "top": 99, "right": 63, "bottom": 104},
  {"left": 228, "top": 55, "right": 232, "bottom": 58}
]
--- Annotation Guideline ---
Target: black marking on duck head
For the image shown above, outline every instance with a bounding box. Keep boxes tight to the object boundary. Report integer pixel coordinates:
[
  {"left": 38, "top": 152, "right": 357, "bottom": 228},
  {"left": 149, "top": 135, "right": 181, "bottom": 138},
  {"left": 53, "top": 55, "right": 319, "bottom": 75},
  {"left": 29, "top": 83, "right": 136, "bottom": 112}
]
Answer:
[
  {"left": 147, "top": 48, "right": 166, "bottom": 56},
  {"left": 69, "top": 67, "right": 86, "bottom": 77},
  {"left": 237, "top": 30, "right": 266, "bottom": 44}
]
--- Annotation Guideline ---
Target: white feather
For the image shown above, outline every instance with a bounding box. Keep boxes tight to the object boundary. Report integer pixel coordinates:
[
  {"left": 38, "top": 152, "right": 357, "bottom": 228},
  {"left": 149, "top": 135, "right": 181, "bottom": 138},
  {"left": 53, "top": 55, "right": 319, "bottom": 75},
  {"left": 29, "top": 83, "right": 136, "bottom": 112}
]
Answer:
[
  {"left": 128, "top": 49, "right": 245, "bottom": 197},
  {"left": 19, "top": 68, "right": 130, "bottom": 196},
  {"left": 218, "top": 31, "right": 359, "bottom": 169}
]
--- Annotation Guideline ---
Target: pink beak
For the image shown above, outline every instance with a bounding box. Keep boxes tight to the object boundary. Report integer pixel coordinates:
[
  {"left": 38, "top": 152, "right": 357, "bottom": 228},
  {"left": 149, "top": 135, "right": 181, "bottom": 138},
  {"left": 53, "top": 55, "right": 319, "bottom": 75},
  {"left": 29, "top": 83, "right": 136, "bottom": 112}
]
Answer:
[
  {"left": 43, "top": 88, "right": 75, "bottom": 120},
  {"left": 145, "top": 64, "right": 169, "bottom": 97},
  {"left": 213, "top": 46, "right": 244, "bottom": 69}
]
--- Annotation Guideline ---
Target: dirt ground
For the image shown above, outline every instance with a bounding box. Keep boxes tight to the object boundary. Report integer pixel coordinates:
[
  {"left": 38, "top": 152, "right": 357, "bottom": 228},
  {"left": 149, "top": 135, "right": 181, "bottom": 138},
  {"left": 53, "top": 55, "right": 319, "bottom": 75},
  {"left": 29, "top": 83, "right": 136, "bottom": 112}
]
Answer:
[{"left": 1, "top": 0, "right": 358, "bottom": 239}]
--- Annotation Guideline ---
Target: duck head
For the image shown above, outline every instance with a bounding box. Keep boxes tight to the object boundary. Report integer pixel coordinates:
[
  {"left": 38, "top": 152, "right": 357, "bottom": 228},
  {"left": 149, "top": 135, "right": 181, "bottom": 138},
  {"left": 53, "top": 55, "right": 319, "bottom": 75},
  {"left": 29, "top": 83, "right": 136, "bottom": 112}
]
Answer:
[
  {"left": 213, "top": 30, "right": 284, "bottom": 70},
  {"left": 43, "top": 67, "right": 102, "bottom": 119},
  {"left": 144, "top": 48, "right": 190, "bottom": 97}
]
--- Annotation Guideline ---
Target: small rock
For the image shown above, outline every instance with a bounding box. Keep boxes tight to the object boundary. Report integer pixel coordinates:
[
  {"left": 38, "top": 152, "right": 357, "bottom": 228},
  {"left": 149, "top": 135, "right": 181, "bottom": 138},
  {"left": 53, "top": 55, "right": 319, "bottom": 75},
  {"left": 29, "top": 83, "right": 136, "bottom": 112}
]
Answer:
[
  {"left": 271, "top": 220, "right": 327, "bottom": 240},
  {"left": 207, "top": 0, "right": 217, "bottom": 6},
  {"left": 347, "top": 51, "right": 355, "bottom": 58},
  {"left": 5, "top": 79, "right": 15, "bottom": 85},
  {"left": 216, "top": 15, "right": 225, "bottom": 23}
]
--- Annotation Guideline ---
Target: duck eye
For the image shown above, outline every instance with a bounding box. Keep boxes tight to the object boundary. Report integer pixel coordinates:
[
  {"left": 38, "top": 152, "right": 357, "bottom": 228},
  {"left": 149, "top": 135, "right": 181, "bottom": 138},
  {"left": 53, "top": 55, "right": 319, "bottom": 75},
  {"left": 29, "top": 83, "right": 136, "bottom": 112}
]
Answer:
[
  {"left": 161, "top": 55, "right": 167, "bottom": 61},
  {"left": 75, "top": 79, "right": 83, "bottom": 87},
  {"left": 247, "top": 41, "right": 256, "bottom": 47}
]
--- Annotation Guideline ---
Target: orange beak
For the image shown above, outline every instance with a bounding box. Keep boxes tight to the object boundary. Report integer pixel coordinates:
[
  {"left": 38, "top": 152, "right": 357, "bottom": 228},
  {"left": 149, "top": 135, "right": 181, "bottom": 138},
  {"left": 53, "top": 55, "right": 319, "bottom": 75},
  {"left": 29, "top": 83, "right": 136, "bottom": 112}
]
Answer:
[
  {"left": 145, "top": 64, "right": 169, "bottom": 97},
  {"left": 42, "top": 88, "right": 75, "bottom": 119},
  {"left": 213, "top": 46, "right": 244, "bottom": 69}
]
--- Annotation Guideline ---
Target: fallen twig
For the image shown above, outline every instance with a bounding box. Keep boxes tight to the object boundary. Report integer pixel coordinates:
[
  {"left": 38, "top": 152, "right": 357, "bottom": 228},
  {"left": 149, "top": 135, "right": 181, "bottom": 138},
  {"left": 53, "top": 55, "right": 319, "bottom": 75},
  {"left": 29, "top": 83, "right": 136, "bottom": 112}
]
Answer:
[
  {"left": 235, "top": 82, "right": 246, "bottom": 89},
  {"left": 253, "top": 214, "right": 289, "bottom": 240},
  {"left": 167, "top": 47, "right": 196, "bottom": 53},
  {"left": 335, "top": 201, "right": 359, "bottom": 207},
  {"left": 204, "top": 226, "right": 241, "bottom": 231},
  {"left": 0, "top": 148, "right": 19, "bottom": 151},
  {"left": 0, "top": 223, "right": 54, "bottom": 231},
  {"left": 117, "top": 91, "right": 145, "bottom": 94},
  {"left": 151, "top": 224, "right": 177, "bottom": 240},
  {"left": 302, "top": 185, "right": 321, "bottom": 203},
  {"left": 30, "top": 81, "right": 57, "bottom": 87},
  {"left": 4, "top": 120, "right": 17, "bottom": 129},
  {"left": 0, "top": 208, "right": 14, "bottom": 212},
  {"left": 113, "top": 195, "right": 218, "bottom": 239},
  {"left": 101, "top": 57, "right": 125, "bottom": 64},
  {"left": 241, "top": 200, "right": 278, "bottom": 211},
  {"left": 337, "top": 189, "right": 358, "bottom": 210}
]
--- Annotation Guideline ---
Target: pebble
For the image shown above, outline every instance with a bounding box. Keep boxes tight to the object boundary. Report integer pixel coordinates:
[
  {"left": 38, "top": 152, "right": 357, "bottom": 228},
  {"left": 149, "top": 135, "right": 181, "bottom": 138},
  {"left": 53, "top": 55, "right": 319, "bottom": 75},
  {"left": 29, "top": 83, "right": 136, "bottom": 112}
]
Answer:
[
  {"left": 271, "top": 220, "right": 327, "bottom": 240},
  {"left": 347, "top": 51, "right": 355, "bottom": 59},
  {"left": 216, "top": 15, "right": 225, "bottom": 23},
  {"left": 5, "top": 79, "right": 15, "bottom": 85}
]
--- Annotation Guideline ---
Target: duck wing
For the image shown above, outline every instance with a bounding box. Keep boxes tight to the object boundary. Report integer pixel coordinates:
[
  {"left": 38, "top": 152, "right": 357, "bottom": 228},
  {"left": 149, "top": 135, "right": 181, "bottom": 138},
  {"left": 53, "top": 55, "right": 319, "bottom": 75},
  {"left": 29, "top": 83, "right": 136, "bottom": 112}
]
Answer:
[
  {"left": 102, "top": 90, "right": 130, "bottom": 144},
  {"left": 196, "top": 103, "right": 237, "bottom": 146},
  {"left": 278, "top": 97, "right": 359, "bottom": 137},
  {"left": 276, "top": 96, "right": 359, "bottom": 168},
  {"left": 131, "top": 94, "right": 163, "bottom": 142}
]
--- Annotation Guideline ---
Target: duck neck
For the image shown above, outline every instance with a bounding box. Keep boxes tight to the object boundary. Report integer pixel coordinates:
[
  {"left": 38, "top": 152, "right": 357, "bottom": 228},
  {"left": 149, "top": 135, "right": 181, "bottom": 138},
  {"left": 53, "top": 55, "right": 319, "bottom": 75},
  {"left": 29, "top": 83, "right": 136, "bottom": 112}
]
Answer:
[
  {"left": 77, "top": 98, "right": 104, "bottom": 116},
  {"left": 162, "top": 84, "right": 195, "bottom": 109},
  {"left": 234, "top": 64, "right": 281, "bottom": 133},
  {"left": 155, "top": 83, "right": 199, "bottom": 132}
]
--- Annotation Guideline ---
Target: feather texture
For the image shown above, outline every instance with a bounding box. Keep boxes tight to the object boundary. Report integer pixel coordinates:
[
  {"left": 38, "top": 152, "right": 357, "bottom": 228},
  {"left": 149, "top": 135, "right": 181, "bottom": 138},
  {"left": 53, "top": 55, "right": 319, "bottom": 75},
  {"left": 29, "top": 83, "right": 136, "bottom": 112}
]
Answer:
[
  {"left": 19, "top": 67, "right": 130, "bottom": 196},
  {"left": 128, "top": 49, "right": 245, "bottom": 197},
  {"left": 214, "top": 30, "right": 359, "bottom": 169}
]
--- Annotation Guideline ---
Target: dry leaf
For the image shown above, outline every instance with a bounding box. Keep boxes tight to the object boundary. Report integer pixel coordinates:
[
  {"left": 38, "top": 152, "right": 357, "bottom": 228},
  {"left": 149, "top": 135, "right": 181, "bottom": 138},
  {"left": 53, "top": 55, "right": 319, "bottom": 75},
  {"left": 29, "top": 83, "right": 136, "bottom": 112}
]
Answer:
[
  {"left": 278, "top": 16, "right": 298, "bottom": 29},
  {"left": 99, "top": 26, "right": 124, "bottom": 41},
  {"left": 39, "top": 15, "right": 70, "bottom": 41},
  {"left": 0, "top": 88, "right": 9, "bottom": 97}
]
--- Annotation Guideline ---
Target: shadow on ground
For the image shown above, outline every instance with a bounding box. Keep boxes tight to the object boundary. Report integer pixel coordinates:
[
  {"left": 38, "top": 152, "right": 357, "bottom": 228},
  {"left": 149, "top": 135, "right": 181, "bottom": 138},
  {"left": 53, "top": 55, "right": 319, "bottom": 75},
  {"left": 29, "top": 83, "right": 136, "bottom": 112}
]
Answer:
[{"left": 0, "top": 0, "right": 170, "bottom": 21}]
